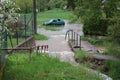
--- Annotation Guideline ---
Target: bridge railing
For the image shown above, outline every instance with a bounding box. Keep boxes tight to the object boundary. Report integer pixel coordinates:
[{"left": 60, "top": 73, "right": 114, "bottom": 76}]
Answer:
[{"left": 65, "top": 29, "right": 82, "bottom": 51}]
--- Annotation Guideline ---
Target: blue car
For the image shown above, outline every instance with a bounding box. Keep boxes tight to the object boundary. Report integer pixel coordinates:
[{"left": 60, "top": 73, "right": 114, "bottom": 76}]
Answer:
[{"left": 43, "top": 19, "right": 65, "bottom": 26}]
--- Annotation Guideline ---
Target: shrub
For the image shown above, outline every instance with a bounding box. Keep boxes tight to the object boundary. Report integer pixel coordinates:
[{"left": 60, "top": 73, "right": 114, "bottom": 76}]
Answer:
[
  {"left": 107, "top": 18, "right": 120, "bottom": 43},
  {"left": 75, "top": 50, "right": 92, "bottom": 63},
  {"left": 83, "top": 13, "right": 108, "bottom": 36},
  {"left": 101, "top": 60, "right": 120, "bottom": 80}
]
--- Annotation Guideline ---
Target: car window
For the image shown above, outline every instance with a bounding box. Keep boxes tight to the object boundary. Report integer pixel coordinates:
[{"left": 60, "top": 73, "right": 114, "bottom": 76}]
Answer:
[
  {"left": 58, "top": 19, "right": 61, "bottom": 21},
  {"left": 53, "top": 20, "right": 57, "bottom": 22}
]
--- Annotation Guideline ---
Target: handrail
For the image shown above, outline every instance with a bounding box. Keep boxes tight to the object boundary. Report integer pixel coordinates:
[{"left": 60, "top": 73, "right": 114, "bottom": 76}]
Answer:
[{"left": 65, "top": 29, "right": 81, "bottom": 50}]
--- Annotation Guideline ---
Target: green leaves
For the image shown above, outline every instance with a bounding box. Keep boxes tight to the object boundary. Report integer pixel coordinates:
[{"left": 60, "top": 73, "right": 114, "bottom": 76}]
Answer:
[{"left": 0, "top": 1, "right": 19, "bottom": 48}]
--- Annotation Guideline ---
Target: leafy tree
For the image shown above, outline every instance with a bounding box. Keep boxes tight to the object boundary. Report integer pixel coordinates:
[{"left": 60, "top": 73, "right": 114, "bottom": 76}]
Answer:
[
  {"left": 12, "top": 0, "right": 33, "bottom": 13},
  {"left": 37, "top": 0, "right": 49, "bottom": 11},
  {"left": 74, "top": 0, "right": 120, "bottom": 37},
  {"left": 74, "top": 0, "right": 108, "bottom": 35},
  {"left": 66, "top": 0, "right": 76, "bottom": 10},
  {"left": 0, "top": 1, "right": 19, "bottom": 47},
  {"left": 103, "top": 0, "right": 118, "bottom": 18},
  {"left": 107, "top": 18, "right": 120, "bottom": 43}
]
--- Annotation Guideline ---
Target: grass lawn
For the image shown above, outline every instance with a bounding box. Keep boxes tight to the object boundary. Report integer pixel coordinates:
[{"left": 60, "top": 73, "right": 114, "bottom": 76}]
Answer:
[
  {"left": 2, "top": 53, "right": 103, "bottom": 80},
  {"left": 37, "top": 9, "right": 73, "bottom": 30},
  {"left": 7, "top": 37, "right": 24, "bottom": 48},
  {"left": 34, "top": 33, "right": 48, "bottom": 40}
]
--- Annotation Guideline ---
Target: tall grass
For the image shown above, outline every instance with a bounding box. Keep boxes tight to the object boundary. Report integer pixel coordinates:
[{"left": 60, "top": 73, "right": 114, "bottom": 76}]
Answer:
[
  {"left": 3, "top": 53, "right": 102, "bottom": 80},
  {"left": 75, "top": 50, "right": 92, "bottom": 61},
  {"left": 101, "top": 60, "right": 120, "bottom": 80}
]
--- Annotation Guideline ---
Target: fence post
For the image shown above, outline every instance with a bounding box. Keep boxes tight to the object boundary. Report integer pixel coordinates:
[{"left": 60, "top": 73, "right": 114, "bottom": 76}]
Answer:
[
  {"left": 74, "top": 32, "right": 75, "bottom": 45},
  {"left": 16, "top": 22, "right": 18, "bottom": 45},
  {"left": 79, "top": 36, "right": 81, "bottom": 50},
  {"left": 24, "top": 14, "right": 27, "bottom": 40},
  {"left": 1, "top": 31, "right": 7, "bottom": 64}
]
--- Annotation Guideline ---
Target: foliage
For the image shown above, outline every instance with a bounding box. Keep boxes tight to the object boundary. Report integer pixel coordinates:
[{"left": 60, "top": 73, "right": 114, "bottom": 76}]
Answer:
[
  {"left": 107, "top": 18, "right": 120, "bottom": 43},
  {"left": 3, "top": 53, "right": 102, "bottom": 80},
  {"left": 75, "top": 50, "right": 92, "bottom": 63},
  {"left": 15, "top": 0, "right": 66, "bottom": 12},
  {"left": 0, "top": 1, "right": 19, "bottom": 47},
  {"left": 66, "top": 0, "right": 76, "bottom": 10},
  {"left": 34, "top": 33, "right": 48, "bottom": 40},
  {"left": 48, "top": 0, "right": 65, "bottom": 10},
  {"left": 103, "top": 0, "right": 118, "bottom": 18},
  {"left": 73, "top": 0, "right": 120, "bottom": 37},
  {"left": 101, "top": 60, "right": 120, "bottom": 80},
  {"left": 36, "top": 0, "right": 49, "bottom": 11},
  {"left": 12, "top": 0, "right": 33, "bottom": 13},
  {"left": 83, "top": 13, "right": 108, "bottom": 36},
  {"left": 74, "top": 0, "right": 108, "bottom": 36}
]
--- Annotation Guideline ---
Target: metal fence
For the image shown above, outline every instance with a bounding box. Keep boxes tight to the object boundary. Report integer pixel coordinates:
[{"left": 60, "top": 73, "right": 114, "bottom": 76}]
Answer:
[
  {"left": 0, "top": 13, "right": 34, "bottom": 68},
  {"left": 65, "top": 29, "right": 81, "bottom": 51}
]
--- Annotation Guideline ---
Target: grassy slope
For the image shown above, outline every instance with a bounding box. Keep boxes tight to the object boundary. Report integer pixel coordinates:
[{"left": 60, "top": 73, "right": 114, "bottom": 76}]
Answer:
[
  {"left": 82, "top": 36, "right": 120, "bottom": 58},
  {"left": 3, "top": 53, "right": 102, "bottom": 80}
]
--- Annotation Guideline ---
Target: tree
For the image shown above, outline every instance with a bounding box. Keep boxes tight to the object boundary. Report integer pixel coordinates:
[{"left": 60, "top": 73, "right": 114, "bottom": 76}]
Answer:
[
  {"left": 0, "top": 1, "right": 19, "bottom": 47},
  {"left": 74, "top": 0, "right": 108, "bottom": 35},
  {"left": 12, "top": 0, "right": 33, "bottom": 13},
  {"left": 107, "top": 18, "right": 120, "bottom": 43},
  {"left": 36, "top": 0, "right": 49, "bottom": 11},
  {"left": 66, "top": 0, "right": 76, "bottom": 10},
  {"left": 103, "top": 0, "right": 118, "bottom": 18}
]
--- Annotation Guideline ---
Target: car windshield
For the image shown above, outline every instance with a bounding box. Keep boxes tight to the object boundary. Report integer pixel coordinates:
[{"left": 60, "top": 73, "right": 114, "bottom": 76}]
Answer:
[{"left": 48, "top": 19, "right": 54, "bottom": 22}]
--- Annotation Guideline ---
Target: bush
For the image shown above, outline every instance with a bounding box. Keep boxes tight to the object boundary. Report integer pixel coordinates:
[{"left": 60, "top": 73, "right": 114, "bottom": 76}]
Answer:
[
  {"left": 75, "top": 50, "right": 92, "bottom": 63},
  {"left": 83, "top": 13, "right": 108, "bottom": 36},
  {"left": 107, "top": 18, "right": 120, "bottom": 43},
  {"left": 101, "top": 60, "right": 120, "bottom": 80}
]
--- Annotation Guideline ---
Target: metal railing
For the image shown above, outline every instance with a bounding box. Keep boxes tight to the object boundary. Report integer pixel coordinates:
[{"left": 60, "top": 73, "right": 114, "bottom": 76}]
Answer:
[{"left": 65, "top": 29, "right": 81, "bottom": 51}]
